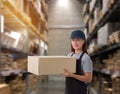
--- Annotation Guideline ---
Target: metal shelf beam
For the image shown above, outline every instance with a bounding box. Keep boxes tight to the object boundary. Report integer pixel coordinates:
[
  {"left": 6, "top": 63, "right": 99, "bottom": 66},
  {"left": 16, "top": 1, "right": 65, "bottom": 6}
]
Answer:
[{"left": 90, "top": 42, "right": 120, "bottom": 57}]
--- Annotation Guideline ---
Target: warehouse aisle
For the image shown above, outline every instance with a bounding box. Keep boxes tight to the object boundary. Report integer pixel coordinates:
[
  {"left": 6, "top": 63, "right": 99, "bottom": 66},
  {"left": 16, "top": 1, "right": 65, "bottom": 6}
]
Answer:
[
  {"left": 36, "top": 75, "right": 65, "bottom": 94},
  {"left": 35, "top": 75, "right": 97, "bottom": 94}
]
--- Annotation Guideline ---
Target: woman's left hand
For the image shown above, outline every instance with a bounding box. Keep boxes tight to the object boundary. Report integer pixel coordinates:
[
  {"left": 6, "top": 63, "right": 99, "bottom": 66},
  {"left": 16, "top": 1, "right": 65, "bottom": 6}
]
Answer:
[{"left": 63, "top": 68, "right": 74, "bottom": 77}]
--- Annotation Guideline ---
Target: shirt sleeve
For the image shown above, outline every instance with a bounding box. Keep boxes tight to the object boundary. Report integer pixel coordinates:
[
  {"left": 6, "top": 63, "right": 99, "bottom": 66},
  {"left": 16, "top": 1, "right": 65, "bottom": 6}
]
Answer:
[{"left": 82, "top": 54, "right": 93, "bottom": 73}]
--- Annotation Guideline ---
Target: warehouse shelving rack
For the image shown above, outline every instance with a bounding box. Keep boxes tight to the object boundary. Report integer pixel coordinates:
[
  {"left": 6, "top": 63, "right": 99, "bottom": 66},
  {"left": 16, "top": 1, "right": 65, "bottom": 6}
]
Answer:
[
  {"left": 87, "top": 0, "right": 120, "bottom": 44},
  {"left": 83, "top": 0, "right": 120, "bottom": 94},
  {"left": 90, "top": 42, "right": 120, "bottom": 57},
  {"left": 0, "top": 0, "right": 48, "bottom": 94}
]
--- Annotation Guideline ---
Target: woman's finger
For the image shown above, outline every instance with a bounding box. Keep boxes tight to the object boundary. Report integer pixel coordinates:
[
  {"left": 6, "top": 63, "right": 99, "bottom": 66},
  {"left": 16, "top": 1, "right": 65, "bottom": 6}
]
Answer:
[
  {"left": 64, "top": 68, "right": 67, "bottom": 72},
  {"left": 64, "top": 68, "right": 70, "bottom": 73}
]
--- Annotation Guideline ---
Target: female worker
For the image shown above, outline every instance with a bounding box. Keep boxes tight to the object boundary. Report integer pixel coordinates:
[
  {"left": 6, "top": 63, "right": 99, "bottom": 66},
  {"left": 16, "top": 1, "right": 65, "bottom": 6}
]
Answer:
[{"left": 63, "top": 30, "right": 93, "bottom": 94}]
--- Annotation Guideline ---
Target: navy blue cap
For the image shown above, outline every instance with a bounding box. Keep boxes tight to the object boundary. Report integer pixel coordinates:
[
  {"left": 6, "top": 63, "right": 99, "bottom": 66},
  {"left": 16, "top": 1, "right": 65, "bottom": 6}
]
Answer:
[{"left": 70, "top": 30, "right": 86, "bottom": 40}]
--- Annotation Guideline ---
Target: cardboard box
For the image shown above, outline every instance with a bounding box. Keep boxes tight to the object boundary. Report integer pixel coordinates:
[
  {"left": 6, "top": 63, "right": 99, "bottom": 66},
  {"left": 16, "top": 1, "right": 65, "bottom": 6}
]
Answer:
[
  {"left": 108, "top": 30, "right": 120, "bottom": 44},
  {"left": 90, "top": 0, "right": 96, "bottom": 12},
  {"left": 97, "top": 23, "right": 113, "bottom": 48},
  {"left": 28, "top": 56, "right": 76, "bottom": 75},
  {"left": 83, "top": 4, "right": 87, "bottom": 14},
  {"left": 34, "top": 0, "right": 42, "bottom": 14},
  {"left": 0, "top": 84, "right": 11, "bottom": 94},
  {"left": 102, "top": 0, "right": 110, "bottom": 14},
  {"left": 94, "top": 7, "right": 100, "bottom": 26},
  {"left": 89, "top": 18, "right": 94, "bottom": 34},
  {"left": 8, "top": 0, "right": 24, "bottom": 12},
  {"left": 84, "top": 15, "right": 89, "bottom": 24},
  {"left": 1, "top": 33, "right": 15, "bottom": 47}
]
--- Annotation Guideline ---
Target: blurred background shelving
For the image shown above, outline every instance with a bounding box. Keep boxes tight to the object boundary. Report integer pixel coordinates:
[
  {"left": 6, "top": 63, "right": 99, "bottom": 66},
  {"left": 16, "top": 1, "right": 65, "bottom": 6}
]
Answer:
[
  {"left": 0, "top": 0, "right": 48, "bottom": 94},
  {"left": 83, "top": 0, "right": 120, "bottom": 94}
]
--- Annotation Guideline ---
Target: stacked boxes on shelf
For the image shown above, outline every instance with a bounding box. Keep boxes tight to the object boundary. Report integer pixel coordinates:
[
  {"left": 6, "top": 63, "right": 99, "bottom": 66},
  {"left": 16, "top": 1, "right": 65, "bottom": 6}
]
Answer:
[
  {"left": 83, "top": 3, "right": 89, "bottom": 25},
  {"left": 101, "top": 78, "right": 112, "bottom": 94},
  {"left": 86, "top": 0, "right": 120, "bottom": 94},
  {"left": 89, "top": 0, "right": 96, "bottom": 13},
  {"left": 93, "top": 58, "right": 104, "bottom": 70},
  {"left": 94, "top": 7, "right": 100, "bottom": 26},
  {"left": 96, "top": 77, "right": 120, "bottom": 94},
  {"left": 29, "top": 41, "right": 39, "bottom": 54},
  {"left": 8, "top": 0, "right": 24, "bottom": 12},
  {"left": 1, "top": 52, "right": 14, "bottom": 71},
  {"left": 1, "top": 31, "right": 27, "bottom": 52},
  {"left": 97, "top": 23, "right": 113, "bottom": 48},
  {"left": 29, "top": 75, "right": 38, "bottom": 91},
  {"left": 28, "top": 0, "right": 48, "bottom": 34},
  {"left": 16, "top": 33, "right": 27, "bottom": 51},
  {"left": 41, "top": 0, "right": 48, "bottom": 21},
  {"left": 91, "top": 76, "right": 99, "bottom": 91},
  {"left": 83, "top": 3, "right": 87, "bottom": 15},
  {"left": 100, "top": 0, "right": 110, "bottom": 19},
  {"left": 29, "top": 1, "right": 41, "bottom": 30},
  {"left": 88, "top": 39, "right": 98, "bottom": 54},
  {"left": 108, "top": 0, "right": 118, "bottom": 8},
  {"left": 84, "top": 15, "right": 89, "bottom": 25},
  {"left": 23, "top": 0, "right": 48, "bottom": 35},
  {"left": 97, "top": 22, "right": 120, "bottom": 48},
  {"left": 99, "top": 0, "right": 118, "bottom": 20},
  {"left": 112, "top": 77, "right": 120, "bottom": 94},
  {"left": 87, "top": 0, "right": 120, "bottom": 37},
  {"left": 103, "top": 59, "right": 114, "bottom": 71},
  {"left": 1, "top": 52, "right": 27, "bottom": 71},
  {"left": 108, "top": 30, "right": 120, "bottom": 45},
  {"left": 13, "top": 59, "right": 27, "bottom": 70},
  {"left": 1, "top": 33, "right": 15, "bottom": 48},
  {"left": 102, "top": 50, "right": 120, "bottom": 71},
  {"left": 88, "top": 23, "right": 120, "bottom": 54},
  {"left": 0, "top": 75, "right": 42, "bottom": 94},
  {"left": 42, "top": 30, "right": 48, "bottom": 42},
  {"left": 89, "top": 18, "right": 94, "bottom": 34},
  {"left": 33, "top": 0, "right": 42, "bottom": 14},
  {"left": 9, "top": 75, "right": 26, "bottom": 94},
  {"left": 0, "top": 0, "right": 48, "bottom": 93},
  {"left": 40, "top": 14, "right": 48, "bottom": 33}
]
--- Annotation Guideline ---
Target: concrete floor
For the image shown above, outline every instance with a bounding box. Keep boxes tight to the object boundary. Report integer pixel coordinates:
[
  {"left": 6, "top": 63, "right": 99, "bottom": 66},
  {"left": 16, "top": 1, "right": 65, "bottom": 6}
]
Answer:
[
  {"left": 35, "top": 75, "right": 65, "bottom": 94},
  {"left": 34, "top": 75, "right": 97, "bottom": 94}
]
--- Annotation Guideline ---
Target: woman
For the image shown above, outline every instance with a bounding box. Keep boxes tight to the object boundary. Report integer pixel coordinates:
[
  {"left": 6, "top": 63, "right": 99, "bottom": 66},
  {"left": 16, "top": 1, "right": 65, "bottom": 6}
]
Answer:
[{"left": 63, "top": 30, "right": 93, "bottom": 94}]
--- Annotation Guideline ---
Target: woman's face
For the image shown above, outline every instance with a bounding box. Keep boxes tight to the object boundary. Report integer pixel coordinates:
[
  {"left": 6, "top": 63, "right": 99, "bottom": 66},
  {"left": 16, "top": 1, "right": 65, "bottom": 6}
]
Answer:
[{"left": 71, "top": 38, "right": 85, "bottom": 50}]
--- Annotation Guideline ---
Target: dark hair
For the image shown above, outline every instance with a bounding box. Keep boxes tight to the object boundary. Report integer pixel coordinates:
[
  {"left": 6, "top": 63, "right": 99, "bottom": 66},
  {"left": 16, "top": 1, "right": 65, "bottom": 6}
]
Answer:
[{"left": 71, "top": 40, "right": 88, "bottom": 53}]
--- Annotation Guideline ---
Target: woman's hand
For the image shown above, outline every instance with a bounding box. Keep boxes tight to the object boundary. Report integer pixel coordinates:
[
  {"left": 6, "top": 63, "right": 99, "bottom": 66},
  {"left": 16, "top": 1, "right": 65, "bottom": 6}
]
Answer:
[
  {"left": 63, "top": 68, "right": 74, "bottom": 77},
  {"left": 62, "top": 69, "right": 92, "bottom": 83}
]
